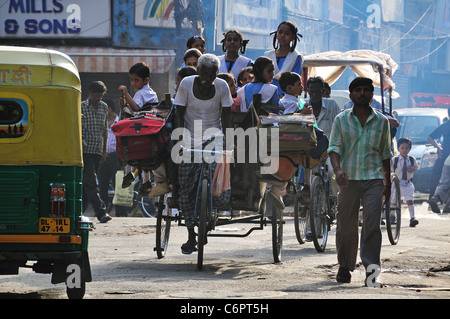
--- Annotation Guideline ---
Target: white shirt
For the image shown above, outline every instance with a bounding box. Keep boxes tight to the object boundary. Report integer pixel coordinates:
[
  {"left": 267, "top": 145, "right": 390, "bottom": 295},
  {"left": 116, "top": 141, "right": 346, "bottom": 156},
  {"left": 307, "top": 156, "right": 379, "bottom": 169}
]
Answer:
[
  {"left": 305, "top": 97, "right": 342, "bottom": 138},
  {"left": 391, "top": 155, "right": 419, "bottom": 181},
  {"left": 133, "top": 84, "right": 158, "bottom": 108},
  {"left": 174, "top": 75, "right": 233, "bottom": 147},
  {"left": 280, "top": 94, "right": 299, "bottom": 114}
]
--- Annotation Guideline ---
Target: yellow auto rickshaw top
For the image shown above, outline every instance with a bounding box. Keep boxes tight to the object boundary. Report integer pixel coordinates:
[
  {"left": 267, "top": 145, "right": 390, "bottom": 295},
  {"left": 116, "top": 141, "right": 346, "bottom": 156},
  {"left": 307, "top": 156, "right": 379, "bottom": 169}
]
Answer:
[
  {"left": 0, "top": 46, "right": 83, "bottom": 167},
  {"left": 0, "top": 45, "right": 80, "bottom": 90}
]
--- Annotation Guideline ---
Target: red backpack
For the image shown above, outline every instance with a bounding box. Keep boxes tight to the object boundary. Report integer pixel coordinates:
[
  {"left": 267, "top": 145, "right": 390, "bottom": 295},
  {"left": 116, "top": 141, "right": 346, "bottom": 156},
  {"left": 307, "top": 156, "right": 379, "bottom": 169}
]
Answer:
[{"left": 112, "top": 113, "right": 170, "bottom": 170}]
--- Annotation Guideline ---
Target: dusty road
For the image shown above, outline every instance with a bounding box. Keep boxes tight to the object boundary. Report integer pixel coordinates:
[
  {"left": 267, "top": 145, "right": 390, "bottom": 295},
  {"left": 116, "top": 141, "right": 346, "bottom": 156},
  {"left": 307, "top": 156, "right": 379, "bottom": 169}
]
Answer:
[{"left": 1, "top": 201, "right": 449, "bottom": 303}]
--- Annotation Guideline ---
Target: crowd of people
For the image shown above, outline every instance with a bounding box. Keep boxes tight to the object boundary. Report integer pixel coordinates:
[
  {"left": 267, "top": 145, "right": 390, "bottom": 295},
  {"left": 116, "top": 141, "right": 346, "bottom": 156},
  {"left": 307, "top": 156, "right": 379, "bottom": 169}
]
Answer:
[{"left": 80, "top": 20, "right": 449, "bottom": 288}]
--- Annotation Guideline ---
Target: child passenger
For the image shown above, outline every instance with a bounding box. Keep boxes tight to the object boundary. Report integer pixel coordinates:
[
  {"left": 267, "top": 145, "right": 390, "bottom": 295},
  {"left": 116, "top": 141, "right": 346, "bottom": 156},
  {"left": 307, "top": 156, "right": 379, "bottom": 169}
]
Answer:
[
  {"left": 217, "top": 73, "right": 240, "bottom": 112},
  {"left": 391, "top": 137, "right": 420, "bottom": 227},
  {"left": 264, "top": 21, "right": 303, "bottom": 98},
  {"left": 236, "top": 56, "right": 279, "bottom": 113},
  {"left": 278, "top": 71, "right": 303, "bottom": 114},
  {"left": 237, "top": 66, "right": 254, "bottom": 89},
  {"left": 118, "top": 62, "right": 170, "bottom": 198},
  {"left": 218, "top": 30, "right": 253, "bottom": 80}
]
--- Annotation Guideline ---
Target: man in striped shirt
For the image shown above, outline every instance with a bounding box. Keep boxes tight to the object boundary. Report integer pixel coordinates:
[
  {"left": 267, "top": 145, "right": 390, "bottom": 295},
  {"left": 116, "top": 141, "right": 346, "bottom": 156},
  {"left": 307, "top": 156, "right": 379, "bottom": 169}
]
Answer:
[{"left": 328, "top": 77, "right": 392, "bottom": 288}]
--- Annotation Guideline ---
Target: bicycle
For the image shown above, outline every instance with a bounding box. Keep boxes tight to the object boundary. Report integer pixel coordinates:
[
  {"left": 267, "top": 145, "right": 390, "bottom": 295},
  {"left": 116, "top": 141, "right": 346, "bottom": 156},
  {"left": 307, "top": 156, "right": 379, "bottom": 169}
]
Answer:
[
  {"left": 294, "top": 156, "right": 336, "bottom": 252},
  {"left": 383, "top": 173, "right": 402, "bottom": 245}
]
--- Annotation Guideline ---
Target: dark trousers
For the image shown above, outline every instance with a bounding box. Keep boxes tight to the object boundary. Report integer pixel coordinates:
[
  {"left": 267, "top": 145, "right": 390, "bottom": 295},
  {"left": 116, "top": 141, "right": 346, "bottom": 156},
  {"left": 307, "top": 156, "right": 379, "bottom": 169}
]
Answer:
[
  {"left": 82, "top": 153, "right": 107, "bottom": 220},
  {"left": 98, "top": 152, "right": 128, "bottom": 216},
  {"left": 98, "top": 152, "right": 120, "bottom": 208}
]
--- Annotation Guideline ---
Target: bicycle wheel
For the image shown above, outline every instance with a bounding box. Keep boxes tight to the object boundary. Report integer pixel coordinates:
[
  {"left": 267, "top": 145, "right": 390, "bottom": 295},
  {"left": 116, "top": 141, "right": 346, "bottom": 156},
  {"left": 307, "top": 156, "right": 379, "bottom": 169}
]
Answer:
[
  {"left": 293, "top": 195, "right": 308, "bottom": 244},
  {"left": 155, "top": 194, "right": 171, "bottom": 258},
  {"left": 197, "top": 178, "right": 209, "bottom": 270},
  {"left": 140, "top": 196, "right": 157, "bottom": 217},
  {"left": 271, "top": 204, "right": 283, "bottom": 263},
  {"left": 385, "top": 175, "right": 401, "bottom": 245},
  {"left": 309, "top": 176, "right": 329, "bottom": 252}
]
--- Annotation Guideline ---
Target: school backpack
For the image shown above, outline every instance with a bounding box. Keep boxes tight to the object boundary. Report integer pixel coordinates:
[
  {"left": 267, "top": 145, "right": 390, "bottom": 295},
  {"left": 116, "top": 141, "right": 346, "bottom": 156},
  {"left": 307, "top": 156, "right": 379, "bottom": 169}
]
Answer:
[{"left": 112, "top": 112, "right": 170, "bottom": 170}]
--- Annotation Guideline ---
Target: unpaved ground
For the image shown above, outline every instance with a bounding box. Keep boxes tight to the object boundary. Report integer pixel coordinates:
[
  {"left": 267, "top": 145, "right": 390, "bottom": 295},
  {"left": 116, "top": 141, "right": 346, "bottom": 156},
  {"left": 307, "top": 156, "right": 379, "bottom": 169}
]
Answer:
[{"left": 0, "top": 202, "right": 449, "bottom": 301}]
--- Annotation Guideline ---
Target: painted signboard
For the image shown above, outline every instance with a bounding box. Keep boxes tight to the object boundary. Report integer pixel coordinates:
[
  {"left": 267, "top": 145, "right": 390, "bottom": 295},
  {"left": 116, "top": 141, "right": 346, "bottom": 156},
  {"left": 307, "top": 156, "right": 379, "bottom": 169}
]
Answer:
[{"left": 0, "top": 0, "right": 111, "bottom": 38}]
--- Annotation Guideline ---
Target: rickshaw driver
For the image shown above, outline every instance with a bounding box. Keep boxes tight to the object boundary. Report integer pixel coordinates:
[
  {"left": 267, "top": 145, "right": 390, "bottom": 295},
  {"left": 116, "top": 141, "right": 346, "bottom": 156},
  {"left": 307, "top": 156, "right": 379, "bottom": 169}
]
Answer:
[{"left": 173, "top": 54, "right": 233, "bottom": 254}]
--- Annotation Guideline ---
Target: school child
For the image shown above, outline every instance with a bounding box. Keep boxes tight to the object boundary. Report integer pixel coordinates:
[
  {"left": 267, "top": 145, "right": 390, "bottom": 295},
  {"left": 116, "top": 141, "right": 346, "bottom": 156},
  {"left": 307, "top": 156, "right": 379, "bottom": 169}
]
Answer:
[
  {"left": 278, "top": 71, "right": 303, "bottom": 114},
  {"left": 218, "top": 30, "right": 253, "bottom": 80},
  {"left": 391, "top": 137, "right": 420, "bottom": 227},
  {"left": 236, "top": 56, "right": 279, "bottom": 113},
  {"left": 237, "top": 66, "right": 254, "bottom": 89},
  {"left": 179, "top": 36, "right": 206, "bottom": 68},
  {"left": 217, "top": 73, "right": 240, "bottom": 112},
  {"left": 264, "top": 21, "right": 303, "bottom": 98},
  {"left": 186, "top": 35, "right": 206, "bottom": 54},
  {"left": 174, "top": 66, "right": 198, "bottom": 97},
  {"left": 118, "top": 62, "right": 170, "bottom": 198},
  {"left": 183, "top": 48, "right": 202, "bottom": 70}
]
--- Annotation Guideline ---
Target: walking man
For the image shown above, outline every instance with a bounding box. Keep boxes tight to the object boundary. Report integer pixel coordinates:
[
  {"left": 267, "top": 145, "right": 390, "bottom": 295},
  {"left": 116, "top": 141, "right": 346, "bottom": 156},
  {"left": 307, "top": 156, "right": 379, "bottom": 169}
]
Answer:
[{"left": 328, "top": 77, "right": 392, "bottom": 287}]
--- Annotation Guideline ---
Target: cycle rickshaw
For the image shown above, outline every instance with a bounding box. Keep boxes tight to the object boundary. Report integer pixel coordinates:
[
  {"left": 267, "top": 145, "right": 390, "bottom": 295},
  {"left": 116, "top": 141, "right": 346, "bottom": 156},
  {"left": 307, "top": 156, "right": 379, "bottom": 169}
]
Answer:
[
  {"left": 293, "top": 50, "right": 402, "bottom": 250},
  {"left": 114, "top": 93, "right": 317, "bottom": 270},
  {"left": 0, "top": 46, "right": 94, "bottom": 299}
]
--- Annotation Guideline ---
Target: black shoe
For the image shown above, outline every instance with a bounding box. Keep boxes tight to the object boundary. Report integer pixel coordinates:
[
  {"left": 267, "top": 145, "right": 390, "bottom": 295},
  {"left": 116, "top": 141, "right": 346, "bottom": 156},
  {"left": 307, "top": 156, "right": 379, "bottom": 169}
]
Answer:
[
  {"left": 99, "top": 214, "right": 112, "bottom": 223},
  {"left": 409, "top": 218, "right": 418, "bottom": 227},
  {"left": 122, "top": 172, "right": 134, "bottom": 188},
  {"left": 137, "top": 181, "right": 152, "bottom": 198},
  {"left": 336, "top": 267, "right": 351, "bottom": 283},
  {"left": 181, "top": 240, "right": 198, "bottom": 255}
]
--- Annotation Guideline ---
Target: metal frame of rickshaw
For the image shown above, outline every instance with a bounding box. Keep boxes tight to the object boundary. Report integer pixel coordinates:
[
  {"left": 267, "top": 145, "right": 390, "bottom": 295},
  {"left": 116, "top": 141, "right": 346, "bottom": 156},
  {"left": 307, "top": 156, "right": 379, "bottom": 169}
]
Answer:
[{"left": 143, "top": 93, "right": 285, "bottom": 268}]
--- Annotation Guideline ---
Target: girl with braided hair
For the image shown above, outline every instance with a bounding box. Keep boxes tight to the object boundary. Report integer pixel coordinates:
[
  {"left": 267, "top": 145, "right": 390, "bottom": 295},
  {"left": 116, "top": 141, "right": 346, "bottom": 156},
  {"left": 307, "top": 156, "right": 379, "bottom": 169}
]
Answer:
[
  {"left": 264, "top": 21, "right": 303, "bottom": 97},
  {"left": 218, "top": 30, "right": 253, "bottom": 80}
]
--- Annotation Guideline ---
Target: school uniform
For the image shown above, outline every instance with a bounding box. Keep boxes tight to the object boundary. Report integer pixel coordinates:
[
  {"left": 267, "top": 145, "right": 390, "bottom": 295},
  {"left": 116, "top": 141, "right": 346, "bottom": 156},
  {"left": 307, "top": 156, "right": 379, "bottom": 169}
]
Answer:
[
  {"left": 391, "top": 154, "right": 419, "bottom": 202},
  {"left": 218, "top": 55, "right": 253, "bottom": 80},
  {"left": 264, "top": 49, "right": 303, "bottom": 97}
]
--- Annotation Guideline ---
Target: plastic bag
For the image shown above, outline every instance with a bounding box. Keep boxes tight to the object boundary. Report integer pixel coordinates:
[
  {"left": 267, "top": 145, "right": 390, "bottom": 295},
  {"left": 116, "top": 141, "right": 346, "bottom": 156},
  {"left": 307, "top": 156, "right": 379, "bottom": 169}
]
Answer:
[
  {"left": 212, "top": 151, "right": 232, "bottom": 197},
  {"left": 112, "top": 171, "right": 134, "bottom": 207}
]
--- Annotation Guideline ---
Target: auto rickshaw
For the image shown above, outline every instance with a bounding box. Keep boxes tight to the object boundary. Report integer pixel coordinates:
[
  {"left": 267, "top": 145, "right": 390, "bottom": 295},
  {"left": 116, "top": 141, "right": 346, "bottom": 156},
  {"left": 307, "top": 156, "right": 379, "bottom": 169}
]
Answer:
[{"left": 0, "top": 46, "right": 94, "bottom": 299}]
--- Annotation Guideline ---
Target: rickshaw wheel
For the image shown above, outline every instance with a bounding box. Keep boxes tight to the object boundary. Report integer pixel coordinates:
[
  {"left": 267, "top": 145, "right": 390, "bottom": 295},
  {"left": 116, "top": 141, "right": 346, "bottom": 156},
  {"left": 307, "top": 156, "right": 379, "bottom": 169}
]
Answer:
[
  {"left": 272, "top": 205, "right": 283, "bottom": 263},
  {"left": 385, "top": 174, "right": 401, "bottom": 245},
  {"left": 293, "top": 195, "right": 309, "bottom": 244},
  {"left": 155, "top": 194, "right": 171, "bottom": 258},
  {"left": 197, "top": 178, "right": 209, "bottom": 271},
  {"left": 309, "top": 176, "right": 328, "bottom": 252}
]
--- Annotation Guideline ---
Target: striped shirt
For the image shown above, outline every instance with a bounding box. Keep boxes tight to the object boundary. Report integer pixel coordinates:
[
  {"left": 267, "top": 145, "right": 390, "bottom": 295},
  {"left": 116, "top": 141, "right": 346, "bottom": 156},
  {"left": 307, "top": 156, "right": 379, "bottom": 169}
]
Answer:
[
  {"left": 81, "top": 99, "right": 108, "bottom": 155},
  {"left": 328, "top": 107, "right": 392, "bottom": 180}
]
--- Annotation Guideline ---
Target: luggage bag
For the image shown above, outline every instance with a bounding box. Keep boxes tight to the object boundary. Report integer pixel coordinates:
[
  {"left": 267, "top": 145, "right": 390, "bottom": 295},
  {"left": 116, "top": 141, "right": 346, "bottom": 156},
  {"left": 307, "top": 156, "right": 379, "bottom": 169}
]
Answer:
[
  {"left": 258, "top": 113, "right": 317, "bottom": 153},
  {"left": 112, "top": 113, "right": 170, "bottom": 169}
]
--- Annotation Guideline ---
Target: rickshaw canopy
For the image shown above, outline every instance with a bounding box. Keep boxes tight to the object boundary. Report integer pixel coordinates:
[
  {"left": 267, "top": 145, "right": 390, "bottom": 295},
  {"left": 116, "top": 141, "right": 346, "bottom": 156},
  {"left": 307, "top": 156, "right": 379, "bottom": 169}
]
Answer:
[{"left": 303, "top": 50, "right": 398, "bottom": 97}]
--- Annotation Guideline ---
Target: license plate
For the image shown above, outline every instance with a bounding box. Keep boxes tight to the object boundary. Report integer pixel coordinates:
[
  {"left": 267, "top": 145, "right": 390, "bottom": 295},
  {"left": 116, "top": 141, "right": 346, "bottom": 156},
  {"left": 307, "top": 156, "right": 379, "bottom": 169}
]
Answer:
[{"left": 39, "top": 218, "right": 70, "bottom": 233}]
